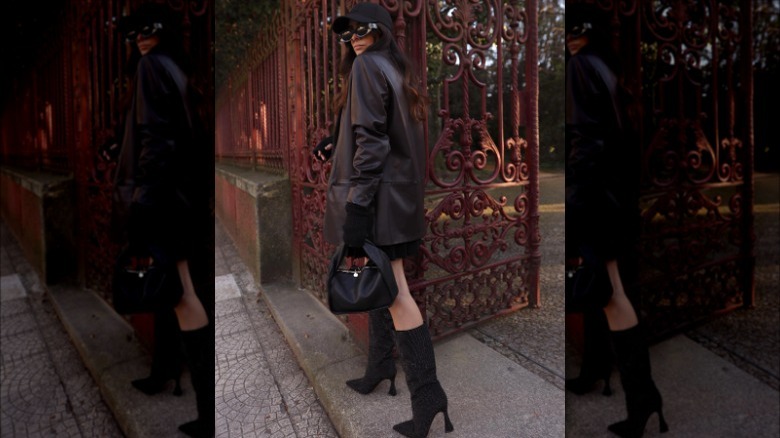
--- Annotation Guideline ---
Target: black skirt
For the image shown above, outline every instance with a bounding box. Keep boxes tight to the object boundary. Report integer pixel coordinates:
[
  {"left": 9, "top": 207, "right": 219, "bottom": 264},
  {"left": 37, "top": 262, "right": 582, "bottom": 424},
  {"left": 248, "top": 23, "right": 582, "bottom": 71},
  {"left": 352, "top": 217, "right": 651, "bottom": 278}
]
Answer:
[{"left": 379, "top": 240, "right": 422, "bottom": 261}]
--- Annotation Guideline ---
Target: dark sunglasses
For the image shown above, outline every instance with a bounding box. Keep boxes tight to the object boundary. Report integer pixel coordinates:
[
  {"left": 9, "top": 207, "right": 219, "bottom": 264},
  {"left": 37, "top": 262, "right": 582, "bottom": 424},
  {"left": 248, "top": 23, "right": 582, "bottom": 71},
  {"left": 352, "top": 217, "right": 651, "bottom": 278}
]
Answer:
[
  {"left": 338, "top": 22, "right": 378, "bottom": 43},
  {"left": 566, "top": 22, "right": 592, "bottom": 39},
  {"left": 125, "top": 22, "right": 163, "bottom": 42}
]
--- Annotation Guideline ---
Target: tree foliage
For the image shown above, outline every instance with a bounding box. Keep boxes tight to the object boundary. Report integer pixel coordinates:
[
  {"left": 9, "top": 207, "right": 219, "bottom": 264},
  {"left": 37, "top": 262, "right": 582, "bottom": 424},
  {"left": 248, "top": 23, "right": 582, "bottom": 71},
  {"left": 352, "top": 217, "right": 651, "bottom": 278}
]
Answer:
[
  {"left": 754, "top": 0, "right": 780, "bottom": 170},
  {"left": 215, "top": 0, "right": 280, "bottom": 91},
  {"left": 537, "top": 0, "right": 566, "bottom": 168}
]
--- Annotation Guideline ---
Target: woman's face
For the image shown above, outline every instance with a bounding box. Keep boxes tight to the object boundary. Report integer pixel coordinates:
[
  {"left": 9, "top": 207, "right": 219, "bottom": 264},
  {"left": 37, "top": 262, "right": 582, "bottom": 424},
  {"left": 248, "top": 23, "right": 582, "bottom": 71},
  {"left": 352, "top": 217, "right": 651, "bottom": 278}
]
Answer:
[
  {"left": 349, "top": 21, "right": 376, "bottom": 56},
  {"left": 136, "top": 34, "right": 160, "bottom": 56},
  {"left": 566, "top": 33, "right": 588, "bottom": 56}
]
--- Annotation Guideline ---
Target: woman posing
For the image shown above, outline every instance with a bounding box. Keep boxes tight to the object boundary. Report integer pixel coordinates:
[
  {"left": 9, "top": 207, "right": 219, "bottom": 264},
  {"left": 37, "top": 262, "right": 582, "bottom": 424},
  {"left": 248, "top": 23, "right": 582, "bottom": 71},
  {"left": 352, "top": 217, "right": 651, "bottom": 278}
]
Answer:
[
  {"left": 114, "top": 4, "right": 213, "bottom": 437},
  {"left": 312, "top": 4, "right": 453, "bottom": 437},
  {"left": 565, "top": 5, "right": 667, "bottom": 438}
]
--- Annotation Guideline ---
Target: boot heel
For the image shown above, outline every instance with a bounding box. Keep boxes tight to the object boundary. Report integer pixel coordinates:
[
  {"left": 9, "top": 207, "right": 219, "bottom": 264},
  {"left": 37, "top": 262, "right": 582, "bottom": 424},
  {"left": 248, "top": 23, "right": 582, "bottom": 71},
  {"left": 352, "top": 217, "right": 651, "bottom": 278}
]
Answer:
[
  {"left": 388, "top": 376, "right": 397, "bottom": 396},
  {"left": 443, "top": 410, "right": 454, "bottom": 433},
  {"left": 658, "top": 410, "right": 669, "bottom": 433},
  {"left": 173, "top": 377, "right": 183, "bottom": 396}
]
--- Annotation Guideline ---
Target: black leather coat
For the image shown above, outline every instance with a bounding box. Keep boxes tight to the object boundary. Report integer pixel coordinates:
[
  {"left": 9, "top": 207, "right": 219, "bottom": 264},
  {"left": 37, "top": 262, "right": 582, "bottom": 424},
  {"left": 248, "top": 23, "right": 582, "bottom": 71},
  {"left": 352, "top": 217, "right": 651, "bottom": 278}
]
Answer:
[
  {"left": 323, "top": 50, "right": 426, "bottom": 246},
  {"left": 565, "top": 46, "right": 636, "bottom": 261},
  {"left": 114, "top": 48, "right": 206, "bottom": 260}
]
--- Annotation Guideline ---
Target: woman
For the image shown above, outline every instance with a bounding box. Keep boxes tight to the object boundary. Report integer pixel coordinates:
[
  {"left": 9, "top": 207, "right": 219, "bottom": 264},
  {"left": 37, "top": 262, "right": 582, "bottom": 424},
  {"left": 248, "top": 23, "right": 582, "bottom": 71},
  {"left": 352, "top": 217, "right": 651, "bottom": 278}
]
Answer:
[
  {"left": 312, "top": 4, "right": 453, "bottom": 437},
  {"left": 565, "top": 5, "right": 667, "bottom": 438},
  {"left": 114, "top": 4, "right": 213, "bottom": 437}
]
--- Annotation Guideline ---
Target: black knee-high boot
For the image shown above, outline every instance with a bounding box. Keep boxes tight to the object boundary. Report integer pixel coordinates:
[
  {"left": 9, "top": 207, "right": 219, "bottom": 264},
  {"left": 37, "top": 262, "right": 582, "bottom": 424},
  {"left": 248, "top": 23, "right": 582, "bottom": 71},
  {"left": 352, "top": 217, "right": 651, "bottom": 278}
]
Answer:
[
  {"left": 393, "top": 324, "right": 453, "bottom": 438},
  {"left": 347, "top": 309, "right": 397, "bottom": 395},
  {"left": 132, "top": 308, "right": 183, "bottom": 396},
  {"left": 566, "top": 308, "right": 613, "bottom": 396},
  {"left": 179, "top": 325, "right": 215, "bottom": 438},
  {"left": 608, "top": 325, "right": 668, "bottom": 438}
]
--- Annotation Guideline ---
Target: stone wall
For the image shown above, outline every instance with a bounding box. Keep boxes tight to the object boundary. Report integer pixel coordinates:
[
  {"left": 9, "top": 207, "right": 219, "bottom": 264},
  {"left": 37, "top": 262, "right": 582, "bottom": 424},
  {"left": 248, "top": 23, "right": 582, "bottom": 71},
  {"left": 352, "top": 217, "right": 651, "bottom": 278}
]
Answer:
[
  {"left": 214, "top": 164, "right": 292, "bottom": 284},
  {"left": 0, "top": 166, "right": 76, "bottom": 284}
]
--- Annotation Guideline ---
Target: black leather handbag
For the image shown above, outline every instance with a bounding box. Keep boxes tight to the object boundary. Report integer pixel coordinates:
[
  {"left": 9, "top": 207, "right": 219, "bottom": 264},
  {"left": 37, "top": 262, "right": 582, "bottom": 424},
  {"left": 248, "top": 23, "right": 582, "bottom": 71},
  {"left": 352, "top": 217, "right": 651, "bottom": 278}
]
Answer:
[
  {"left": 565, "top": 263, "right": 613, "bottom": 313},
  {"left": 327, "top": 241, "right": 398, "bottom": 314},
  {"left": 112, "top": 246, "right": 182, "bottom": 314}
]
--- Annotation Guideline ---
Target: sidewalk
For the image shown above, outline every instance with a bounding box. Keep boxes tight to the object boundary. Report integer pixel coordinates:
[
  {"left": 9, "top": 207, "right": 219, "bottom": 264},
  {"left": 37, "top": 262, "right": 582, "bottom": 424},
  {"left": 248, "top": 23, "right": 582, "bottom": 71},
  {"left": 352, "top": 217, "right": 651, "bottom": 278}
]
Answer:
[
  {"left": 565, "top": 172, "right": 780, "bottom": 437},
  {"left": 2, "top": 216, "right": 209, "bottom": 437},
  {"left": 215, "top": 170, "right": 779, "bottom": 438},
  {"left": 3, "top": 171, "right": 776, "bottom": 437},
  {"left": 214, "top": 219, "right": 565, "bottom": 438},
  {"left": 213, "top": 174, "right": 570, "bottom": 437},
  {"left": 0, "top": 221, "right": 122, "bottom": 436}
]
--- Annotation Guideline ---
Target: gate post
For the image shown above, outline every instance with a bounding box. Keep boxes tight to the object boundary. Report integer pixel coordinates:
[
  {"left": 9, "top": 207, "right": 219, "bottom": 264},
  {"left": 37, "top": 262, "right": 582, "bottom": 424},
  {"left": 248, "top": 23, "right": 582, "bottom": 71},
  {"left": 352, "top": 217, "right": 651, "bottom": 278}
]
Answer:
[
  {"left": 525, "top": 0, "right": 541, "bottom": 308},
  {"left": 739, "top": 0, "right": 755, "bottom": 309}
]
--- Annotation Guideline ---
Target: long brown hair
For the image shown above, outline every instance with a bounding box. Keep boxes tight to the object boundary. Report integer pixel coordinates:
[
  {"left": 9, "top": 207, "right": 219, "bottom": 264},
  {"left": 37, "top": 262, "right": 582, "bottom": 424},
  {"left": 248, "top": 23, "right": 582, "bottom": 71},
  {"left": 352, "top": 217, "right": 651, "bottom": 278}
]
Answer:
[{"left": 333, "top": 23, "right": 427, "bottom": 122}]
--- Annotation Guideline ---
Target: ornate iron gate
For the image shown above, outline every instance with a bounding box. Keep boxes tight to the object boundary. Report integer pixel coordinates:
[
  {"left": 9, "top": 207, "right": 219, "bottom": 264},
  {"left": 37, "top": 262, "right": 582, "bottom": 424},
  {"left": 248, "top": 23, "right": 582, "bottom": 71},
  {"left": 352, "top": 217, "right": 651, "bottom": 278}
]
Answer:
[
  {"left": 571, "top": 0, "right": 755, "bottom": 338},
  {"left": 1, "top": 0, "right": 214, "bottom": 298},
  {"left": 279, "top": 0, "right": 540, "bottom": 337},
  {"left": 79, "top": 0, "right": 214, "bottom": 296}
]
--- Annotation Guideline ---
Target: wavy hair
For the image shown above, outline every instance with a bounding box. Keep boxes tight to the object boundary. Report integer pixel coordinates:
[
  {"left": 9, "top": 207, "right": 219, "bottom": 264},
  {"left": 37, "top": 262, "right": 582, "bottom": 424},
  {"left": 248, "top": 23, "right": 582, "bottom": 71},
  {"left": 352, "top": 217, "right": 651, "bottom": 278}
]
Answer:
[{"left": 333, "top": 23, "right": 428, "bottom": 122}]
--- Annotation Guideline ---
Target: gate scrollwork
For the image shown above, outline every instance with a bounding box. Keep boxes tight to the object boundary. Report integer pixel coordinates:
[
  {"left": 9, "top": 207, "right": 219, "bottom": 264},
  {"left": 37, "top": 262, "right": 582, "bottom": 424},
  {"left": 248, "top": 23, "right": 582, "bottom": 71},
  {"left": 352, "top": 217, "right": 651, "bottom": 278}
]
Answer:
[{"left": 578, "top": 0, "right": 754, "bottom": 338}]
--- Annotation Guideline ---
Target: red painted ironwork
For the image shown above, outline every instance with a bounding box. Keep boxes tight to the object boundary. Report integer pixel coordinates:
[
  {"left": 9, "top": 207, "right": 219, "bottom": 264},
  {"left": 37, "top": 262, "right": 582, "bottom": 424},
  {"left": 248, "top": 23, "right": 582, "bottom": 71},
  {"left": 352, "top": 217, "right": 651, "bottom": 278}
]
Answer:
[
  {"left": 1, "top": 0, "right": 214, "bottom": 300},
  {"left": 570, "top": 0, "right": 755, "bottom": 339},
  {"left": 216, "top": 0, "right": 541, "bottom": 338},
  {"left": 216, "top": 11, "right": 287, "bottom": 171}
]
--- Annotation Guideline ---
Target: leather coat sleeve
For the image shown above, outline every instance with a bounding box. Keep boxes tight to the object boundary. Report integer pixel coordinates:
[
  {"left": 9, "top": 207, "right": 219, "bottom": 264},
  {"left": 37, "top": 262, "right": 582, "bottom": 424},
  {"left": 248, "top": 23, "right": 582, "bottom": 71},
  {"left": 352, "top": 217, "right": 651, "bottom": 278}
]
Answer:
[
  {"left": 346, "top": 55, "right": 390, "bottom": 208},
  {"left": 566, "top": 56, "right": 621, "bottom": 206},
  {"left": 132, "top": 55, "right": 176, "bottom": 208}
]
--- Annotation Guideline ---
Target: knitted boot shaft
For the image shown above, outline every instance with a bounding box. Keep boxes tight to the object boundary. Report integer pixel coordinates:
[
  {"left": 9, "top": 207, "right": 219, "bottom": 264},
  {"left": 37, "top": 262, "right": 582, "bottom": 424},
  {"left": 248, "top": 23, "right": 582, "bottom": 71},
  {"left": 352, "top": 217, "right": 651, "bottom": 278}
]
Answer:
[
  {"left": 566, "top": 308, "right": 613, "bottom": 395},
  {"left": 132, "top": 308, "right": 183, "bottom": 396},
  {"left": 346, "top": 309, "right": 397, "bottom": 395},
  {"left": 608, "top": 324, "right": 667, "bottom": 438},
  {"left": 393, "top": 324, "right": 453, "bottom": 438},
  {"left": 179, "top": 325, "right": 215, "bottom": 438}
]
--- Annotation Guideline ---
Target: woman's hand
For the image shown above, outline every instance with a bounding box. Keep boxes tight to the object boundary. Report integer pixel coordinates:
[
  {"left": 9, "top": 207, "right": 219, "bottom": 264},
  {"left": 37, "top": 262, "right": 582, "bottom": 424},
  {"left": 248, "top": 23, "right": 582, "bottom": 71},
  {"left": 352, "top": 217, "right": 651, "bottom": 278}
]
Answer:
[
  {"left": 342, "top": 202, "right": 372, "bottom": 248},
  {"left": 312, "top": 136, "right": 334, "bottom": 161}
]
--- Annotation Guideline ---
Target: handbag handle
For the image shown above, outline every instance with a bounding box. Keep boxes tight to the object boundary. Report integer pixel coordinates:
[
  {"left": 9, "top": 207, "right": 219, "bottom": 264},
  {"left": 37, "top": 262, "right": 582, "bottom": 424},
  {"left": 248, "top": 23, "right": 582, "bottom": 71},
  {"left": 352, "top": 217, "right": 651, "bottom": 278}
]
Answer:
[{"left": 328, "top": 240, "right": 398, "bottom": 297}]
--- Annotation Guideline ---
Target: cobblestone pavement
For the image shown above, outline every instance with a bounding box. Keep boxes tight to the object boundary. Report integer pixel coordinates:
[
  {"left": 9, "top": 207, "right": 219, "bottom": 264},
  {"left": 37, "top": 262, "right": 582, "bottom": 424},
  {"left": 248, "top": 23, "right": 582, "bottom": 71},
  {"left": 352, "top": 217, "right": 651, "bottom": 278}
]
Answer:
[
  {"left": 0, "top": 221, "right": 122, "bottom": 437},
  {"left": 469, "top": 172, "right": 566, "bottom": 391},
  {"left": 562, "top": 172, "right": 780, "bottom": 391},
  {"left": 687, "top": 173, "right": 780, "bottom": 390},
  {"left": 214, "top": 220, "right": 338, "bottom": 438}
]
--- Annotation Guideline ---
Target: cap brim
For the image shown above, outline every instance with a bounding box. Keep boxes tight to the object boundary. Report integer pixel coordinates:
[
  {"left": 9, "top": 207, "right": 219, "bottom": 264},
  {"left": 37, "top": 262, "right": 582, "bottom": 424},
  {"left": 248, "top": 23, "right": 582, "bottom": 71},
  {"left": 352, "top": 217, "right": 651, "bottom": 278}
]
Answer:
[{"left": 332, "top": 13, "right": 375, "bottom": 34}]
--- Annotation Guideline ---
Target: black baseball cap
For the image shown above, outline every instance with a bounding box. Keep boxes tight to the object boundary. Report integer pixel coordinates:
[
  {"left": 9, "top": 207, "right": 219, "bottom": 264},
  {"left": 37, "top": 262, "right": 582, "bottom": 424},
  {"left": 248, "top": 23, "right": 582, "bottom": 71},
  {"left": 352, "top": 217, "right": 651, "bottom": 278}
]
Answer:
[
  {"left": 566, "top": 4, "right": 605, "bottom": 35},
  {"left": 117, "top": 3, "right": 174, "bottom": 37},
  {"left": 332, "top": 3, "right": 393, "bottom": 34}
]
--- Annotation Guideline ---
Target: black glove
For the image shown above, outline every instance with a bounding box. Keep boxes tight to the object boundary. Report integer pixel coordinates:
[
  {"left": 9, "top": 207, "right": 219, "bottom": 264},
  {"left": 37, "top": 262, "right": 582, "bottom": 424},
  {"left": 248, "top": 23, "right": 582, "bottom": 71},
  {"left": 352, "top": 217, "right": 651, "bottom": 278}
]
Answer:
[
  {"left": 342, "top": 202, "right": 372, "bottom": 250},
  {"left": 312, "top": 136, "right": 333, "bottom": 161}
]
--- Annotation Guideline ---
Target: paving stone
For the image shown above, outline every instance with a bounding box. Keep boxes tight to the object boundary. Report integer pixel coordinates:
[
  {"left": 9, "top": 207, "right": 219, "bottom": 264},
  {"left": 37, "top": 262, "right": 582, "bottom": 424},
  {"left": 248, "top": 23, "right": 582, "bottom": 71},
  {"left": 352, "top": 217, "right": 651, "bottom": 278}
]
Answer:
[
  {"left": 216, "top": 306, "right": 254, "bottom": 338},
  {"left": 216, "top": 296, "right": 248, "bottom": 319},
  {"left": 0, "top": 352, "right": 80, "bottom": 437},
  {"left": 216, "top": 329, "right": 264, "bottom": 368},
  {"left": 217, "top": 352, "right": 290, "bottom": 426},
  {"left": 61, "top": 372, "right": 123, "bottom": 436},
  {"left": 0, "top": 309, "right": 38, "bottom": 339},
  {"left": 1, "top": 330, "right": 48, "bottom": 365},
  {"left": 215, "top": 217, "right": 338, "bottom": 437},
  {"left": 0, "top": 274, "right": 26, "bottom": 301},
  {"left": 216, "top": 274, "right": 242, "bottom": 303},
  {"left": 0, "top": 221, "right": 121, "bottom": 437},
  {"left": 0, "top": 298, "right": 29, "bottom": 321}
]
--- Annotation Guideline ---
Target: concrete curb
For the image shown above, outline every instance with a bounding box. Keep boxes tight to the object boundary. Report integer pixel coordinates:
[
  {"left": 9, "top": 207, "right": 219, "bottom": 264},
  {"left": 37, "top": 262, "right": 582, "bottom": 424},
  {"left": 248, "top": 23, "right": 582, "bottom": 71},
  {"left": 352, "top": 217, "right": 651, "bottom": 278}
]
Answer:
[
  {"left": 47, "top": 285, "right": 196, "bottom": 438},
  {"left": 259, "top": 282, "right": 565, "bottom": 438}
]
